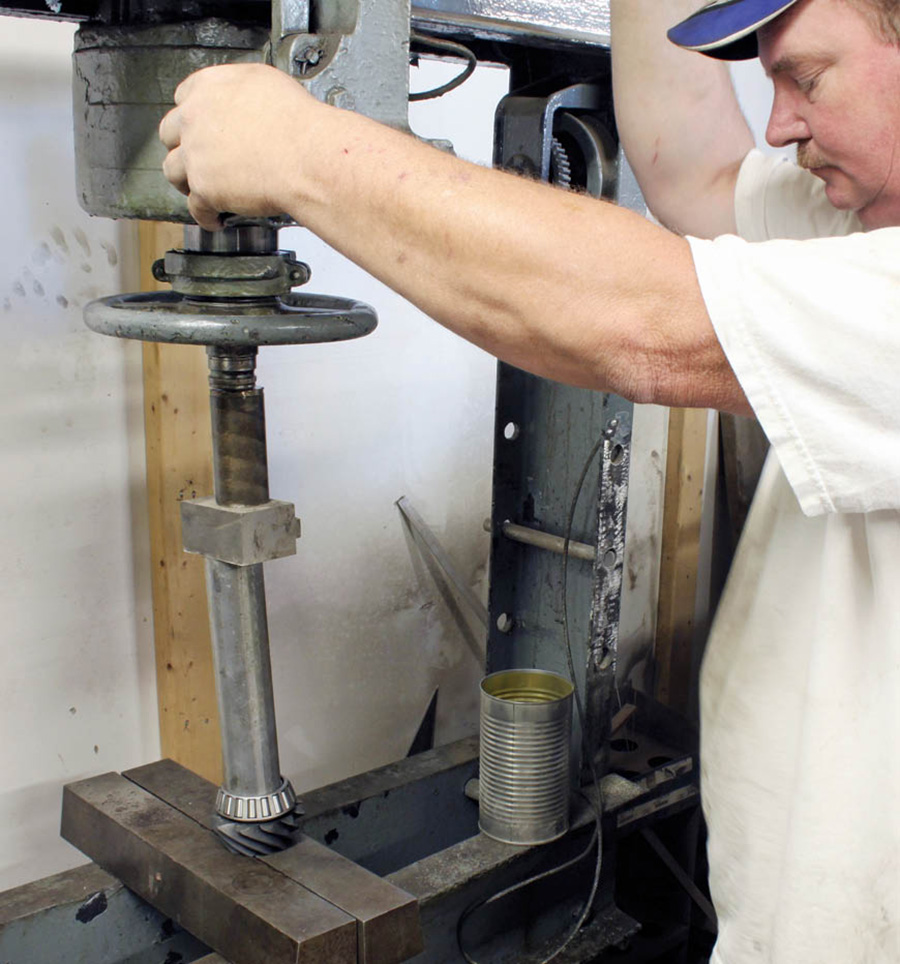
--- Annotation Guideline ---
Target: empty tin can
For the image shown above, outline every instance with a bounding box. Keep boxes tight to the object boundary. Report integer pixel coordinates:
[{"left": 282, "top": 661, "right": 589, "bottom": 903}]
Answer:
[{"left": 479, "top": 669, "right": 574, "bottom": 845}]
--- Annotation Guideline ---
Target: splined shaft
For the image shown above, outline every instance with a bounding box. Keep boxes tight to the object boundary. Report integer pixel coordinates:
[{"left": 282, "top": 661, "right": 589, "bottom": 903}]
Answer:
[{"left": 208, "top": 346, "right": 270, "bottom": 507}]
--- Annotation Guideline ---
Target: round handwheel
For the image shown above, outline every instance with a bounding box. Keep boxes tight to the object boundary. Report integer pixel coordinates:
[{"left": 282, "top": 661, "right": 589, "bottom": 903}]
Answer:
[{"left": 84, "top": 290, "right": 378, "bottom": 346}]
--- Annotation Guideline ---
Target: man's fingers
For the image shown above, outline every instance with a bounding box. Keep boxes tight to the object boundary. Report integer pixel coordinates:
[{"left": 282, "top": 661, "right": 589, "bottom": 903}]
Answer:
[
  {"left": 161, "top": 144, "right": 225, "bottom": 230},
  {"left": 158, "top": 107, "right": 181, "bottom": 150},
  {"left": 172, "top": 70, "right": 198, "bottom": 106},
  {"left": 188, "top": 196, "right": 225, "bottom": 233},
  {"left": 162, "top": 146, "right": 189, "bottom": 196}
]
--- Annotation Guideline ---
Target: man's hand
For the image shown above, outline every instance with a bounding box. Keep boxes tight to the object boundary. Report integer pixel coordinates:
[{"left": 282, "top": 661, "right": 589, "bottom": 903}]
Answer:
[{"left": 159, "top": 63, "right": 320, "bottom": 230}]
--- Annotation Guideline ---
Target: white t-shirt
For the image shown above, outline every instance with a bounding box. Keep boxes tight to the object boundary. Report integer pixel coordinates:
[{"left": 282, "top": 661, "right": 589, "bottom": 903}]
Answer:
[{"left": 686, "top": 150, "right": 900, "bottom": 964}]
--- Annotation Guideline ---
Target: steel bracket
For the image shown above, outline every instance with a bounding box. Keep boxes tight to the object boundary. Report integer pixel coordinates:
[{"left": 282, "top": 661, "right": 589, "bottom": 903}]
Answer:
[
  {"left": 181, "top": 497, "right": 301, "bottom": 566},
  {"left": 270, "top": 0, "right": 357, "bottom": 77}
]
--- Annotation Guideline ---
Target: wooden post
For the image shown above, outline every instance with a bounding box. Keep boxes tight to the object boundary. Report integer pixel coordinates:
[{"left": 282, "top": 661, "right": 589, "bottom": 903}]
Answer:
[
  {"left": 654, "top": 407, "right": 708, "bottom": 715},
  {"left": 139, "top": 222, "right": 222, "bottom": 783},
  {"left": 719, "top": 413, "right": 769, "bottom": 550}
]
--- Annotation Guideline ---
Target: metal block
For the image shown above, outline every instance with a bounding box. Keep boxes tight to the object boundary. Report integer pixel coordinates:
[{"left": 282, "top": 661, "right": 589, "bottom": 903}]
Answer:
[
  {"left": 181, "top": 497, "right": 301, "bottom": 565},
  {"left": 61, "top": 772, "right": 357, "bottom": 964},
  {"left": 125, "top": 760, "right": 425, "bottom": 964},
  {"left": 271, "top": 839, "right": 422, "bottom": 963}
]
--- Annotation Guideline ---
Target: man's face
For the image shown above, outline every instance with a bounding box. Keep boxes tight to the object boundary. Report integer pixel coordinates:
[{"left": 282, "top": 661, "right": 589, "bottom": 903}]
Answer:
[{"left": 759, "top": 0, "right": 900, "bottom": 228}]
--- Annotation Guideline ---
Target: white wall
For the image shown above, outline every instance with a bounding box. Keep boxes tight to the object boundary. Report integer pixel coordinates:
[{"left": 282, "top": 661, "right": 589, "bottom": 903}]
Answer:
[
  {"left": 0, "top": 18, "right": 158, "bottom": 890},
  {"left": 733, "top": 55, "right": 799, "bottom": 162}
]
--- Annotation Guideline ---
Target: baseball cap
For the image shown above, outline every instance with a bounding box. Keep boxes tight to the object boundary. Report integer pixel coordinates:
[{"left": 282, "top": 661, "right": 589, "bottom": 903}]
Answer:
[{"left": 668, "top": 0, "right": 801, "bottom": 59}]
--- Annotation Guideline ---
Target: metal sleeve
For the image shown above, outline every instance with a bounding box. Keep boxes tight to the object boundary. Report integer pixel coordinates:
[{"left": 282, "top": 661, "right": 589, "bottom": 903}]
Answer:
[
  {"left": 210, "top": 389, "right": 270, "bottom": 506},
  {"left": 205, "top": 558, "right": 281, "bottom": 798}
]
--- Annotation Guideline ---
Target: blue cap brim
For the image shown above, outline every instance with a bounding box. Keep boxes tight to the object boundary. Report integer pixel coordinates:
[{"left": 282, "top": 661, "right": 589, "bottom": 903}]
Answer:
[{"left": 668, "top": 0, "right": 800, "bottom": 60}]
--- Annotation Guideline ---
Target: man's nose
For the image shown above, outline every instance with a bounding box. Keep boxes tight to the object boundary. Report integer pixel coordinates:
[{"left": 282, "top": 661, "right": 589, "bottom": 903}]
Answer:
[{"left": 766, "top": 92, "right": 810, "bottom": 148}]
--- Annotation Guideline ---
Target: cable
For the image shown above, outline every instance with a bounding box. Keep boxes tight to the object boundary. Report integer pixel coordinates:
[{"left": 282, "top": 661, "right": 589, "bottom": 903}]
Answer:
[
  {"left": 457, "top": 794, "right": 600, "bottom": 964},
  {"left": 409, "top": 31, "right": 477, "bottom": 101},
  {"left": 457, "top": 434, "right": 608, "bottom": 964}
]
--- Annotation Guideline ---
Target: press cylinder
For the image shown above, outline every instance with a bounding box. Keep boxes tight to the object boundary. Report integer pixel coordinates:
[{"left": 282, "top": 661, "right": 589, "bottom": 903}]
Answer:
[{"left": 478, "top": 669, "right": 574, "bottom": 845}]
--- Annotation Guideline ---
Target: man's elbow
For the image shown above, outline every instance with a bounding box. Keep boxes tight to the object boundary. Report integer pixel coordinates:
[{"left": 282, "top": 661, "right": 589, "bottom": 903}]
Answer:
[
  {"left": 636, "top": 156, "right": 746, "bottom": 240},
  {"left": 594, "top": 314, "right": 749, "bottom": 415}
]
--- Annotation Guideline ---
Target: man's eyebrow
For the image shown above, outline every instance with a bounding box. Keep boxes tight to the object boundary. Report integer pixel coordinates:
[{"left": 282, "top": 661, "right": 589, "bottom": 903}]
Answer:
[
  {"left": 766, "top": 53, "right": 830, "bottom": 78},
  {"left": 766, "top": 55, "right": 800, "bottom": 77}
]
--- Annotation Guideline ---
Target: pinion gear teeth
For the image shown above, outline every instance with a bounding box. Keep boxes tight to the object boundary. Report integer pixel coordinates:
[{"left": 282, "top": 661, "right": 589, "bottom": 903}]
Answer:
[
  {"left": 213, "top": 802, "right": 305, "bottom": 857},
  {"left": 550, "top": 135, "right": 573, "bottom": 190}
]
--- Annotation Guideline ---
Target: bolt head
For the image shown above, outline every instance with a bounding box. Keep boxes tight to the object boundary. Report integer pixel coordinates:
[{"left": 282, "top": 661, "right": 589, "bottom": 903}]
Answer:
[
  {"left": 326, "top": 86, "right": 356, "bottom": 111},
  {"left": 295, "top": 45, "right": 321, "bottom": 65}
]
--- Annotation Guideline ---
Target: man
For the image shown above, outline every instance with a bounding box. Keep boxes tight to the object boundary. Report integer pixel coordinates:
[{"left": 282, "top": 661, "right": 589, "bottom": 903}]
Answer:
[
  {"left": 160, "top": 0, "right": 900, "bottom": 960},
  {"left": 613, "top": 6, "right": 900, "bottom": 960}
]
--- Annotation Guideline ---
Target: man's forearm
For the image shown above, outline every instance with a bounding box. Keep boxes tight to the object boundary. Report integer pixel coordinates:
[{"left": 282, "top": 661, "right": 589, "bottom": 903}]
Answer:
[
  {"left": 292, "top": 102, "right": 745, "bottom": 412},
  {"left": 610, "top": 0, "right": 755, "bottom": 238}
]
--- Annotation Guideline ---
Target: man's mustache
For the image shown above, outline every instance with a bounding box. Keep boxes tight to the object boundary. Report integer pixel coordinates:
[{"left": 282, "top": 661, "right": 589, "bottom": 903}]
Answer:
[{"left": 797, "top": 143, "right": 827, "bottom": 170}]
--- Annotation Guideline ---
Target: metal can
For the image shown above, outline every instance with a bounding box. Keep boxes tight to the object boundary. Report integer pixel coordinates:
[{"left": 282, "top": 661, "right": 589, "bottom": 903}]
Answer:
[{"left": 478, "top": 669, "right": 574, "bottom": 845}]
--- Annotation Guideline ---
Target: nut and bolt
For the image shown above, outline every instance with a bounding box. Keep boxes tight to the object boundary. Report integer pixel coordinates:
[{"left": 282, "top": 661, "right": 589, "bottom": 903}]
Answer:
[{"left": 294, "top": 44, "right": 323, "bottom": 75}]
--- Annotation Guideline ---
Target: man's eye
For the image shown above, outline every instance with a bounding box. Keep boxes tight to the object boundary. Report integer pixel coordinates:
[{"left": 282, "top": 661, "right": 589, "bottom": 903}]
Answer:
[{"left": 796, "top": 73, "right": 821, "bottom": 95}]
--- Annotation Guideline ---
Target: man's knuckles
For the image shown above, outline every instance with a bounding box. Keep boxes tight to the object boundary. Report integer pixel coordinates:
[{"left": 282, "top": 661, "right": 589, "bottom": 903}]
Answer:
[{"left": 161, "top": 145, "right": 188, "bottom": 192}]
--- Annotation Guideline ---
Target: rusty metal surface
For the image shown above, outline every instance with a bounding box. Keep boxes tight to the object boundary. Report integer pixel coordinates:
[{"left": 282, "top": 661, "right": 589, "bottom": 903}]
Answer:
[
  {"left": 126, "top": 759, "right": 424, "bottom": 964},
  {"left": 584, "top": 412, "right": 632, "bottom": 777},
  {"left": 385, "top": 794, "right": 635, "bottom": 964},
  {"left": 304, "top": 736, "right": 479, "bottom": 820},
  {"left": 61, "top": 772, "right": 357, "bottom": 964},
  {"left": 0, "top": 862, "right": 212, "bottom": 964},
  {"left": 73, "top": 20, "right": 269, "bottom": 221},
  {"left": 0, "top": 863, "right": 118, "bottom": 927},
  {"left": 72, "top": 0, "right": 410, "bottom": 221},
  {"left": 300, "top": 737, "right": 480, "bottom": 877},
  {"left": 388, "top": 790, "right": 596, "bottom": 908},
  {"left": 209, "top": 390, "right": 269, "bottom": 507},
  {"left": 389, "top": 762, "right": 699, "bottom": 963},
  {"left": 411, "top": 0, "right": 610, "bottom": 48}
]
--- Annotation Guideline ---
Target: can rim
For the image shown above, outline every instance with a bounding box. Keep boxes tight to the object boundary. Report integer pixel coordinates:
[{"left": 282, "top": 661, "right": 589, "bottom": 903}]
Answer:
[{"left": 480, "top": 668, "right": 574, "bottom": 704}]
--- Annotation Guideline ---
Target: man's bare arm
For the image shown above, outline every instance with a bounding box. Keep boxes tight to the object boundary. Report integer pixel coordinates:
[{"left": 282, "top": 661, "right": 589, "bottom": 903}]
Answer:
[
  {"left": 610, "top": 0, "right": 755, "bottom": 238},
  {"left": 160, "top": 64, "right": 751, "bottom": 415}
]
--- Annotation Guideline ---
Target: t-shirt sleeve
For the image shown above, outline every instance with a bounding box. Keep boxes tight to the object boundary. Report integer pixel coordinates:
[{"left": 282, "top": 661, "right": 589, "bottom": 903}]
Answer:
[
  {"left": 688, "top": 228, "right": 900, "bottom": 515},
  {"left": 734, "top": 149, "right": 860, "bottom": 241}
]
